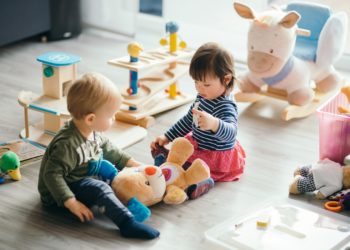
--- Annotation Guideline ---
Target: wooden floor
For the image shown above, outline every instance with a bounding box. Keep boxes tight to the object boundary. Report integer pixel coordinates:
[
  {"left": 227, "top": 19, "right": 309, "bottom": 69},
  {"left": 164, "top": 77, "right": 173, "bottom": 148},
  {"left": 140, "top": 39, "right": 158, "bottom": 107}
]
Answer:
[{"left": 1, "top": 29, "right": 350, "bottom": 250}]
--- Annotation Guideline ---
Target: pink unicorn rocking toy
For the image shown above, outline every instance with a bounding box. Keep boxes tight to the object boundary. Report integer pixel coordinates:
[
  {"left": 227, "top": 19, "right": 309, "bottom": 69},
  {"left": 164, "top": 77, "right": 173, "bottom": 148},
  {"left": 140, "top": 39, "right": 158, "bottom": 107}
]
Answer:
[{"left": 233, "top": 1, "right": 348, "bottom": 120}]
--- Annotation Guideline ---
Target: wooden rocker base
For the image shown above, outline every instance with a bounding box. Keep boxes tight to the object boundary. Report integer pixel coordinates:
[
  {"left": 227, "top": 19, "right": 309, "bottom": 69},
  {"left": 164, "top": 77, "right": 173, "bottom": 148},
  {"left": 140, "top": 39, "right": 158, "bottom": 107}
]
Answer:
[
  {"left": 235, "top": 87, "right": 340, "bottom": 121},
  {"left": 20, "top": 120, "right": 147, "bottom": 150},
  {"left": 117, "top": 91, "right": 194, "bottom": 124}
]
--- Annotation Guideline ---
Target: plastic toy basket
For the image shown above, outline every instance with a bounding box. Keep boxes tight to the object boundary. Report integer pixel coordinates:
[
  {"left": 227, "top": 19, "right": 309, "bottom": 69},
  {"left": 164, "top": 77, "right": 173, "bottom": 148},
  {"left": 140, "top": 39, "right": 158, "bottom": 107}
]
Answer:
[{"left": 317, "top": 91, "right": 350, "bottom": 164}]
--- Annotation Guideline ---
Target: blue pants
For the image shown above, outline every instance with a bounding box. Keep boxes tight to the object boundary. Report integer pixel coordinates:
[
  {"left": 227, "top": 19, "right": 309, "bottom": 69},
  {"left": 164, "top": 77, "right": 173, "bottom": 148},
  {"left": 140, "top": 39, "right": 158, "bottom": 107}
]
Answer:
[{"left": 68, "top": 178, "right": 133, "bottom": 226}]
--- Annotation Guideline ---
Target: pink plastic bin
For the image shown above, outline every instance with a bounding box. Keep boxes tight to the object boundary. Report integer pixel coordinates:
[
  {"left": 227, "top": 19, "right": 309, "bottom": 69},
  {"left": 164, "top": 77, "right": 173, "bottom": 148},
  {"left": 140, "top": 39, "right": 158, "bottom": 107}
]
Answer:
[{"left": 317, "top": 91, "right": 350, "bottom": 164}]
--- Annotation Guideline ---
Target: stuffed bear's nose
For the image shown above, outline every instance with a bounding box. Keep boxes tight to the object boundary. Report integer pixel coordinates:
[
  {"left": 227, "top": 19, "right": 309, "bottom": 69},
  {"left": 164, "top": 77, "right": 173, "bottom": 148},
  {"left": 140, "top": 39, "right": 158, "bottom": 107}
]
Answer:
[{"left": 145, "top": 166, "right": 157, "bottom": 176}]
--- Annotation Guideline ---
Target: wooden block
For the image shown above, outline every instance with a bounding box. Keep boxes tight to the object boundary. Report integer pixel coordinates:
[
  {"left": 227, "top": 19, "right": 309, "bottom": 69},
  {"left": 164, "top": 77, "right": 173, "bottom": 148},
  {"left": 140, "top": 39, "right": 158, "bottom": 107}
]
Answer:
[
  {"left": 20, "top": 121, "right": 147, "bottom": 150},
  {"left": 118, "top": 91, "right": 194, "bottom": 120},
  {"left": 121, "top": 62, "right": 189, "bottom": 108},
  {"left": 108, "top": 47, "right": 194, "bottom": 72},
  {"left": 256, "top": 213, "right": 271, "bottom": 229},
  {"left": 43, "top": 113, "right": 68, "bottom": 134},
  {"left": 42, "top": 65, "right": 76, "bottom": 99},
  {"left": 115, "top": 113, "right": 155, "bottom": 128},
  {"left": 21, "top": 92, "right": 70, "bottom": 118}
]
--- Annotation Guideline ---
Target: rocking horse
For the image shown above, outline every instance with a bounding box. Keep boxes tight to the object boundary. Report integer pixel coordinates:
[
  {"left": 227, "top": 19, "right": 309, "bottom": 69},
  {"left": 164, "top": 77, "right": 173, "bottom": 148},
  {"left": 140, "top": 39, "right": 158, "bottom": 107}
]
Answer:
[{"left": 233, "top": 2, "right": 348, "bottom": 120}]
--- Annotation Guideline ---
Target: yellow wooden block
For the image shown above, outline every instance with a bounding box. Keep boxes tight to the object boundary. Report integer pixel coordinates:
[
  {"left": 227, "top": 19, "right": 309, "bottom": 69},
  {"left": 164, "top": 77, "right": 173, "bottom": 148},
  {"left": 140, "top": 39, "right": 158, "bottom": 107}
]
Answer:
[{"left": 256, "top": 214, "right": 271, "bottom": 229}]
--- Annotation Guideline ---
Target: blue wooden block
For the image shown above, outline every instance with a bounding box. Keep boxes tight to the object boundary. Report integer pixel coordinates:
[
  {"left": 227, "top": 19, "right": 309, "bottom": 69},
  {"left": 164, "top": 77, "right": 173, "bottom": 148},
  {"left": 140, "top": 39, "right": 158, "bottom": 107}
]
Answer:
[{"left": 37, "top": 52, "right": 81, "bottom": 67}]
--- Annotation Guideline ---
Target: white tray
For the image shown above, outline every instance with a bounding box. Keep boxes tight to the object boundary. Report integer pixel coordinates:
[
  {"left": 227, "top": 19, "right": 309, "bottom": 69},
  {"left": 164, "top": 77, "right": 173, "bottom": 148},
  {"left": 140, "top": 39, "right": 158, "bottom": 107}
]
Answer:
[{"left": 205, "top": 199, "right": 350, "bottom": 250}]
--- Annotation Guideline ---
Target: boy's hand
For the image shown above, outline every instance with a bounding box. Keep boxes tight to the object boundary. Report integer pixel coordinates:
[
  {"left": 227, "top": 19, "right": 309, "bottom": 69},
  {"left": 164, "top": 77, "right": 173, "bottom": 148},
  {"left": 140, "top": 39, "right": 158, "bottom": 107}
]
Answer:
[
  {"left": 126, "top": 158, "right": 143, "bottom": 167},
  {"left": 150, "top": 135, "right": 169, "bottom": 150},
  {"left": 64, "top": 197, "right": 94, "bottom": 222},
  {"left": 192, "top": 109, "right": 219, "bottom": 132}
]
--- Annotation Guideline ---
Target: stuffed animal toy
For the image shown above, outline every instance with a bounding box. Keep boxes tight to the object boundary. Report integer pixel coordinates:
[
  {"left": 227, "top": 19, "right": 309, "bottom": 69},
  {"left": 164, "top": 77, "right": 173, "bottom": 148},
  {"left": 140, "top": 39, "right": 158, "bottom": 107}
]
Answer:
[
  {"left": 111, "top": 164, "right": 166, "bottom": 207},
  {"left": 0, "top": 151, "right": 21, "bottom": 184},
  {"left": 233, "top": 2, "right": 347, "bottom": 106},
  {"left": 159, "top": 137, "right": 210, "bottom": 205},
  {"left": 112, "top": 165, "right": 166, "bottom": 222},
  {"left": 289, "top": 158, "right": 350, "bottom": 199},
  {"left": 90, "top": 159, "right": 166, "bottom": 222}
]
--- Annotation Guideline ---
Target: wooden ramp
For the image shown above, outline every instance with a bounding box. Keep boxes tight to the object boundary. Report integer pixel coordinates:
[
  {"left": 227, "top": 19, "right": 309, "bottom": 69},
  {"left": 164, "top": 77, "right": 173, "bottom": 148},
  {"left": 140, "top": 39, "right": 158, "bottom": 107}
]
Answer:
[
  {"left": 120, "top": 62, "right": 190, "bottom": 108},
  {"left": 108, "top": 47, "right": 194, "bottom": 72}
]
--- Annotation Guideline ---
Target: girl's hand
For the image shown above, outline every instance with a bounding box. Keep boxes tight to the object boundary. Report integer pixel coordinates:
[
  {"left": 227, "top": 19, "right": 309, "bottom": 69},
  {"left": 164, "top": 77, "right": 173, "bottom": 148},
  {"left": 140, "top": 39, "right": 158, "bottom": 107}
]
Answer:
[
  {"left": 192, "top": 109, "right": 219, "bottom": 132},
  {"left": 64, "top": 197, "right": 94, "bottom": 222},
  {"left": 150, "top": 135, "right": 169, "bottom": 150}
]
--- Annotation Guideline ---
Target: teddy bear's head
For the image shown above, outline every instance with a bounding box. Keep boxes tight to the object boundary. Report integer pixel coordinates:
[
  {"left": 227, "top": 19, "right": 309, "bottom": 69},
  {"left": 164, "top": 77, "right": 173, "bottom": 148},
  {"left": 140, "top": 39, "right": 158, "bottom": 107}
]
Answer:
[
  {"left": 343, "top": 166, "right": 350, "bottom": 189},
  {"left": 112, "top": 165, "right": 166, "bottom": 206}
]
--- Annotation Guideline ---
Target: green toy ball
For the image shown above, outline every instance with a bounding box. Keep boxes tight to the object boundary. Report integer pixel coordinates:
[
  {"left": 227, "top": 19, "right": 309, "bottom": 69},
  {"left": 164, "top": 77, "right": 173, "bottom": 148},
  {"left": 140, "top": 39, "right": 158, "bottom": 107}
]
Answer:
[
  {"left": 0, "top": 151, "right": 21, "bottom": 181},
  {"left": 43, "top": 66, "right": 54, "bottom": 78}
]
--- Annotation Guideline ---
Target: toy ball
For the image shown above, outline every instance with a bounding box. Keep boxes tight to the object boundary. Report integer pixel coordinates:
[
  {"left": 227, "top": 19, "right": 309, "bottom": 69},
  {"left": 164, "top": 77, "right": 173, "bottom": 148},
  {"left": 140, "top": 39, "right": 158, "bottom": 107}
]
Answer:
[
  {"left": 179, "top": 41, "right": 187, "bottom": 49},
  {"left": 127, "top": 42, "right": 143, "bottom": 58},
  {"left": 166, "top": 21, "right": 179, "bottom": 33},
  {"left": 159, "top": 38, "right": 168, "bottom": 46}
]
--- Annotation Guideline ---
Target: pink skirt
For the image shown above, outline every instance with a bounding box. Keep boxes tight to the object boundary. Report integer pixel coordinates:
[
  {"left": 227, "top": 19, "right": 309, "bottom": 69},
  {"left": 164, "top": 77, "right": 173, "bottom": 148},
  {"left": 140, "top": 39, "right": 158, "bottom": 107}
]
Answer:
[{"left": 185, "top": 134, "right": 246, "bottom": 182}]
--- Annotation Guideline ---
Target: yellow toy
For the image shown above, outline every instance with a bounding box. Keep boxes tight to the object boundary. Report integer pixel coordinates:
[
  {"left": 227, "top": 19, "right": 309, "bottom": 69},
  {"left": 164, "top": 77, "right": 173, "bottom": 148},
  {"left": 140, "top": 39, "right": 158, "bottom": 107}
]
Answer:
[
  {"left": 159, "top": 137, "right": 210, "bottom": 205},
  {"left": 0, "top": 151, "right": 21, "bottom": 183},
  {"left": 108, "top": 21, "right": 195, "bottom": 129},
  {"left": 338, "top": 85, "right": 350, "bottom": 114},
  {"left": 256, "top": 213, "right": 271, "bottom": 229}
]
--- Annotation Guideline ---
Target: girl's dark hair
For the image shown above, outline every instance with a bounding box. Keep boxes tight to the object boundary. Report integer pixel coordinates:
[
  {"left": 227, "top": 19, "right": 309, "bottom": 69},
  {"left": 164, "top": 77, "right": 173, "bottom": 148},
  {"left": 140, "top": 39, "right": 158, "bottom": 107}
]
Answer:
[{"left": 189, "top": 42, "right": 235, "bottom": 91}]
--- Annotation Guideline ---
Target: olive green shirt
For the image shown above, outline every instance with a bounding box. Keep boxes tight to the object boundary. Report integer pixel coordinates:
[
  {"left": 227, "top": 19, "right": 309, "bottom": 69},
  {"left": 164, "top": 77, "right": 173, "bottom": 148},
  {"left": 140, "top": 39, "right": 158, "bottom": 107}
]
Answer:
[{"left": 38, "top": 120, "right": 131, "bottom": 206}]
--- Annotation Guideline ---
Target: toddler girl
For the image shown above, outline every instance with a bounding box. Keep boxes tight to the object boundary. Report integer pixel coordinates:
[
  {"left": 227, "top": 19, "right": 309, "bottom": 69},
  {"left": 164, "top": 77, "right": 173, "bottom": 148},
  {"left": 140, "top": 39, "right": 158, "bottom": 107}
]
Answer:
[{"left": 151, "top": 42, "right": 246, "bottom": 199}]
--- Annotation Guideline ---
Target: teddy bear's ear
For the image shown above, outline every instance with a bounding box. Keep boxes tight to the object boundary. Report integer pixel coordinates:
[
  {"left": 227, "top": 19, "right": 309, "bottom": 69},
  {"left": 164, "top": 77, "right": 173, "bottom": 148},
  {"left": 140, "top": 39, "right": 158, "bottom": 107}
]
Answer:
[{"left": 167, "top": 138, "right": 194, "bottom": 166}]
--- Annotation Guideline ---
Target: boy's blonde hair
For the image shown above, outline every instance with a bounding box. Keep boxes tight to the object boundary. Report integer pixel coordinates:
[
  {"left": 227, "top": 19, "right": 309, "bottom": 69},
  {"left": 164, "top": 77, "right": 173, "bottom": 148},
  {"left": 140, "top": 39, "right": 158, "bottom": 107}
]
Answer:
[{"left": 67, "top": 73, "right": 122, "bottom": 119}]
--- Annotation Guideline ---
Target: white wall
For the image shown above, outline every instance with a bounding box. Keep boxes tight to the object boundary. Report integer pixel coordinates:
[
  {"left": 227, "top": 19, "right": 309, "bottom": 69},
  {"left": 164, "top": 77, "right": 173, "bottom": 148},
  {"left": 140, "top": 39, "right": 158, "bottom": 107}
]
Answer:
[
  {"left": 136, "top": 0, "right": 268, "bottom": 62},
  {"left": 81, "top": 0, "right": 138, "bottom": 36}
]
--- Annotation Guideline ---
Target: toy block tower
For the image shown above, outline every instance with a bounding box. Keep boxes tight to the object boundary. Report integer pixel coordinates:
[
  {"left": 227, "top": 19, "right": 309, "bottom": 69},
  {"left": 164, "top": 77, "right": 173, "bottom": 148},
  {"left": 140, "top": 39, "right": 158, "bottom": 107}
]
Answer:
[
  {"left": 19, "top": 51, "right": 148, "bottom": 149},
  {"left": 35, "top": 52, "right": 81, "bottom": 134},
  {"left": 37, "top": 52, "right": 80, "bottom": 99}
]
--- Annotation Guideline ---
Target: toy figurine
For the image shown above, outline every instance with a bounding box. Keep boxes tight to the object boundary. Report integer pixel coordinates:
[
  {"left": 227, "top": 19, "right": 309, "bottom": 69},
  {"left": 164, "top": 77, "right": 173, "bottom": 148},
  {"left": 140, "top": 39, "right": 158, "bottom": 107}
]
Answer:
[
  {"left": 0, "top": 151, "right": 21, "bottom": 183},
  {"left": 289, "top": 158, "right": 350, "bottom": 199}
]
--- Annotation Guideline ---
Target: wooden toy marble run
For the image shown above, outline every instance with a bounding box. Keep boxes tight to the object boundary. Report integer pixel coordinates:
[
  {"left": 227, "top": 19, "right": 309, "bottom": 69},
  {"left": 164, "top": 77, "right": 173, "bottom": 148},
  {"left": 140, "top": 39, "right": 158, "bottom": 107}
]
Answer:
[
  {"left": 108, "top": 21, "right": 195, "bottom": 128},
  {"left": 17, "top": 52, "right": 147, "bottom": 149}
]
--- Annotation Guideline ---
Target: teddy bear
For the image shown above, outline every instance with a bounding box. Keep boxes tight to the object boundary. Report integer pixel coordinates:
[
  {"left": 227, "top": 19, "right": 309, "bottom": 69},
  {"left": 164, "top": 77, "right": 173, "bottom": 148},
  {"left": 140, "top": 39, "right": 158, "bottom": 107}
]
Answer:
[
  {"left": 111, "top": 165, "right": 166, "bottom": 207},
  {"left": 159, "top": 137, "right": 211, "bottom": 205},
  {"left": 90, "top": 158, "right": 166, "bottom": 222},
  {"left": 289, "top": 158, "right": 350, "bottom": 199}
]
